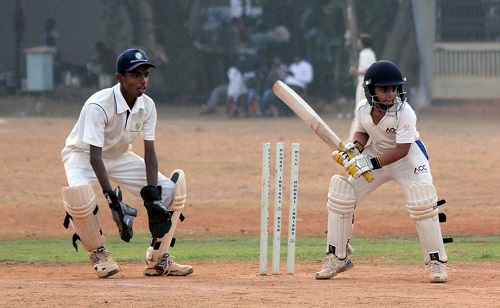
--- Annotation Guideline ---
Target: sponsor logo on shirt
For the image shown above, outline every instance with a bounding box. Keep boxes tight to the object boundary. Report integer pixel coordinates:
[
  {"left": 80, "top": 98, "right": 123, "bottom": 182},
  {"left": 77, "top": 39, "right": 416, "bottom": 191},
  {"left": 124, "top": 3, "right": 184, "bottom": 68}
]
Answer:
[
  {"left": 414, "top": 164, "right": 428, "bottom": 174},
  {"left": 386, "top": 127, "right": 397, "bottom": 134}
]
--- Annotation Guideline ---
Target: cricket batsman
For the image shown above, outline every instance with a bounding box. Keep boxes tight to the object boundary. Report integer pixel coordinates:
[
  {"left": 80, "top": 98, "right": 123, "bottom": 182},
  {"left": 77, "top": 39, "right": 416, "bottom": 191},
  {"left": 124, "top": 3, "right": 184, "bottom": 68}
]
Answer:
[{"left": 315, "top": 60, "right": 450, "bottom": 283}]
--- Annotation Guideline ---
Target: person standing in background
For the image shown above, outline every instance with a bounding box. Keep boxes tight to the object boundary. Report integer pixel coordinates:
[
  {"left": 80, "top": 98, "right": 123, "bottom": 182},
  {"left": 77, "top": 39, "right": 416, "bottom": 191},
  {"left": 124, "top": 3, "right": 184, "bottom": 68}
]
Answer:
[
  {"left": 94, "top": 41, "right": 117, "bottom": 88},
  {"left": 347, "top": 34, "right": 376, "bottom": 139},
  {"left": 41, "top": 18, "right": 60, "bottom": 55},
  {"left": 41, "top": 18, "right": 61, "bottom": 85}
]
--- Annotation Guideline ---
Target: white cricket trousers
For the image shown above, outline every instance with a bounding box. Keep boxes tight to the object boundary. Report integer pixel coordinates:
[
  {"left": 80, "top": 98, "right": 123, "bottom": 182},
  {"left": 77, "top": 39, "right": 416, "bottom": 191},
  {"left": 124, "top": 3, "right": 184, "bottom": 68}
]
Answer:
[
  {"left": 349, "top": 141, "right": 433, "bottom": 203},
  {"left": 61, "top": 148, "right": 175, "bottom": 205}
]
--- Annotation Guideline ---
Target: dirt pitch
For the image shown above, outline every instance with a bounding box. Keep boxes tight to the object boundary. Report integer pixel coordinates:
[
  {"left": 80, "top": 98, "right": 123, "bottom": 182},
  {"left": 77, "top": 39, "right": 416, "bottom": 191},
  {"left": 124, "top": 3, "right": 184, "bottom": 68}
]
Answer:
[{"left": 0, "top": 96, "right": 499, "bottom": 307}]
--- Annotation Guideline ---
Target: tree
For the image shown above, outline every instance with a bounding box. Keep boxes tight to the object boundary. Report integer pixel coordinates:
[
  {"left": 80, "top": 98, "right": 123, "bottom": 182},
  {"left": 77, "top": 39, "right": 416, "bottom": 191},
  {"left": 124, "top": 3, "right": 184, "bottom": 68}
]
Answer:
[
  {"left": 101, "top": 0, "right": 198, "bottom": 100},
  {"left": 100, "top": 0, "right": 413, "bottom": 103},
  {"left": 380, "top": 0, "right": 419, "bottom": 87}
]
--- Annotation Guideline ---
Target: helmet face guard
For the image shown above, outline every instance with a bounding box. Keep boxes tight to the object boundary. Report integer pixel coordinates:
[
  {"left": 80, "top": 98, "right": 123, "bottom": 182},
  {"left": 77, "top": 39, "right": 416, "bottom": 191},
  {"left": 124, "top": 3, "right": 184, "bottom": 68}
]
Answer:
[{"left": 363, "top": 60, "right": 406, "bottom": 113}]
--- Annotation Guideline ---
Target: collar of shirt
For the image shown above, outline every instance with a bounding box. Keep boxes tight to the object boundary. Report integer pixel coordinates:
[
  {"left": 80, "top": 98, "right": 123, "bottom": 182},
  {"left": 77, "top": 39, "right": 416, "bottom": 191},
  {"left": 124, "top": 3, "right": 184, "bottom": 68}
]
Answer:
[{"left": 112, "top": 84, "right": 146, "bottom": 115}]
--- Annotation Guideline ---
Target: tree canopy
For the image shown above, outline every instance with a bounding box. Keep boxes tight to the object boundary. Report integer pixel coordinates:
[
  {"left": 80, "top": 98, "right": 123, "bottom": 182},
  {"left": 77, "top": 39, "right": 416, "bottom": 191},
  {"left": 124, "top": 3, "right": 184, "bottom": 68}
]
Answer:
[{"left": 101, "top": 0, "right": 411, "bottom": 103}]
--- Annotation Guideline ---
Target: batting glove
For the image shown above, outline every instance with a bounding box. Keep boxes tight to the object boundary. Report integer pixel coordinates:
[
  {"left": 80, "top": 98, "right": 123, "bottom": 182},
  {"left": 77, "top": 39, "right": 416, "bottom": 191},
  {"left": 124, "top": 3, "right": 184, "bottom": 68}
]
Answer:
[
  {"left": 332, "top": 140, "right": 364, "bottom": 167},
  {"left": 345, "top": 154, "right": 382, "bottom": 179}
]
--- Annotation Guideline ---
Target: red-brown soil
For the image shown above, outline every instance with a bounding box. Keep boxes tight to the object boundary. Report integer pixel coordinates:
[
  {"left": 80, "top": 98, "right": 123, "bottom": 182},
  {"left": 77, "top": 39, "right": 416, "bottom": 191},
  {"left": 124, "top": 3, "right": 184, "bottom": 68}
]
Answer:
[{"left": 0, "top": 96, "right": 498, "bottom": 307}]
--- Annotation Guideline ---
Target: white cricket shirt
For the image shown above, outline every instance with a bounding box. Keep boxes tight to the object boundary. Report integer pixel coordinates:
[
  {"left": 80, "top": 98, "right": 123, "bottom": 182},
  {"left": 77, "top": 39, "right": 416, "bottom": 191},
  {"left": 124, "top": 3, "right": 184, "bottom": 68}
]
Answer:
[
  {"left": 355, "top": 99, "right": 419, "bottom": 155},
  {"left": 63, "top": 83, "right": 157, "bottom": 158}
]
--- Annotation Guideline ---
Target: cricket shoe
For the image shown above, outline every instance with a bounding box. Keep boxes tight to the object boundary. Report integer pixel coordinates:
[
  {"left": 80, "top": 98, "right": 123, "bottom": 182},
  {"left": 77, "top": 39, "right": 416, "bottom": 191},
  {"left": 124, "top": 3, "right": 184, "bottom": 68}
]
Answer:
[
  {"left": 315, "top": 254, "right": 354, "bottom": 280},
  {"left": 144, "top": 253, "right": 194, "bottom": 276},
  {"left": 427, "top": 260, "right": 447, "bottom": 283},
  {"left": 89, "top": 246, "right": 120, "bottom": 278}
]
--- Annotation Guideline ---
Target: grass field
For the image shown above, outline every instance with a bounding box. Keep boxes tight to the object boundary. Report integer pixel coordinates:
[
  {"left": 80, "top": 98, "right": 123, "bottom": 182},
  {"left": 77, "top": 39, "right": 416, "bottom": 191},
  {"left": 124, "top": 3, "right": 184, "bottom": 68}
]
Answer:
[{"left": 0, "top": 234, "right": 498, "bottom": 264}]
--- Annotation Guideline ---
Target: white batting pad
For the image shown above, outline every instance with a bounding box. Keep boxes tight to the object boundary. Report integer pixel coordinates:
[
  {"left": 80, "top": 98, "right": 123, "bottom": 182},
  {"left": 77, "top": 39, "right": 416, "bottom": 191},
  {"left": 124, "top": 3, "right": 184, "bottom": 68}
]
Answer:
[
  {"left": 148, "top": 169, "right": 186, "bottom": 262},
  {"left": 405, "top": 182, "right": 447, "bottom": 263},
  {"left": 326, "top": 175, "right": 356, "bottom": 259},
  {"left": 62, "top": 185, "right": 104, "bottom": 251}
]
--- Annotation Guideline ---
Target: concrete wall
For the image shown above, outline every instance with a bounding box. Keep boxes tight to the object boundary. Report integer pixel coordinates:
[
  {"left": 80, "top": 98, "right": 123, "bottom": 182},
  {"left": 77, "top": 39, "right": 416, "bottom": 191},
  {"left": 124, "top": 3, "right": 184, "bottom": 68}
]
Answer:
[
  {"left": 0, "top": 0, "right": 131, "bottom": 80},
  {"left": 412, "top": 0, "right": 500, "bottom": 103}
]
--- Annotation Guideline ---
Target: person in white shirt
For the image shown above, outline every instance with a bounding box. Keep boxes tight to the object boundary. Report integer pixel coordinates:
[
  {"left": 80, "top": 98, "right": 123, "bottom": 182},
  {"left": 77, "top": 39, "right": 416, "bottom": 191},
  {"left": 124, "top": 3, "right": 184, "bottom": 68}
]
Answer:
[
  {"left": 61, "top": 49, "right": 193, "bottom": 278},
  {"left": 347, "top": 34, "right": 377, "bottom": 138},
  {"left": 285, "top": 53, "right": 313, "bottom": 92},
  {"left": 315, "top": 60, "right": 450, "bottom": 283},
  {"left": 277, "top": 53, "right": 313, "bottom": 116}
]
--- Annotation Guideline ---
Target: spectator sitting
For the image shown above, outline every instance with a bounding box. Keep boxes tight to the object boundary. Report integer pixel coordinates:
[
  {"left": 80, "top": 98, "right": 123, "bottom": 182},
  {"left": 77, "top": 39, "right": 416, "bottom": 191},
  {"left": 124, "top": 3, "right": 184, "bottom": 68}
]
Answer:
[
  {"left": 259, "top": 55, "right": 289, "bottom": 117},
  {"left": 226, "top": 55, "right": 248, "bottom": 117},
  {"left": 275, "top": 52, "right": 313, "bottom": 116},
  {"left": 243, "top": 51, "right": 267, "bottom": 117},
  {"left": 200, "top": 83, "right": 228, "bottom": 115}
]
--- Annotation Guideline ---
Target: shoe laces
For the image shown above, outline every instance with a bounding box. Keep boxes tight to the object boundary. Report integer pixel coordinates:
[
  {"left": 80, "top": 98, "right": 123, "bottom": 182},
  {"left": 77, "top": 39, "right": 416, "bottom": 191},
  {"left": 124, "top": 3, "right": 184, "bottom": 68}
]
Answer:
[
  {"left": 155, "top": 253, "right": 174, "bottom": 276},
  {"left": 427, "top": 260, "right": 446, "bottom": 274},
  {"left": 322, "top": 254, "right": 344, "bottom": 270},
  {"left": 90, "top": 247, "right": 111, "bottom": 265}
]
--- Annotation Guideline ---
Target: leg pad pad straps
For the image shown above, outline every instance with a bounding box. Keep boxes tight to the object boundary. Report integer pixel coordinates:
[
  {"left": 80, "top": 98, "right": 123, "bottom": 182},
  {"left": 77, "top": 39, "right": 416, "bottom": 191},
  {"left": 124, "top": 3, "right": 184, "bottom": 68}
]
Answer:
[
  {"left": 405, "top": 182, "right": 448, "bottom": 263},
  {"left": 147, "top": 169, "right": 187, "bottom": 263},
  {"left": 62, "top": 185, "right": 104, "bottom": 252},
  {"left": 326, "top": 175, "right": 356, "bottom": 259}
]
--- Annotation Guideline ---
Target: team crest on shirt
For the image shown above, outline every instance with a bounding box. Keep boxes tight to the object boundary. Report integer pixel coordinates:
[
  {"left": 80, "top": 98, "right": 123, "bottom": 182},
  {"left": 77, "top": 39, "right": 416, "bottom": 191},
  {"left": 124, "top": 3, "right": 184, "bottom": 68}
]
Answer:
[{"left": 135, "top": 123, "right": 141, "bottom": 130}]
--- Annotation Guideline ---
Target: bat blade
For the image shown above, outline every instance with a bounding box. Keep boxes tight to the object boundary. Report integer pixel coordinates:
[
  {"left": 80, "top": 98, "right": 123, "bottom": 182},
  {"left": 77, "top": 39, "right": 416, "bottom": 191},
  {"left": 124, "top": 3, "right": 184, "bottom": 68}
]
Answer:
[
  {"left": 272, "top": 81, "right": 341, "bottom": 150},
  {"left": 273, "top": 80, "right": 341, "bottom": 150},
  {"left": 273, "top": 80, "right": 374, "bottom": 183}
]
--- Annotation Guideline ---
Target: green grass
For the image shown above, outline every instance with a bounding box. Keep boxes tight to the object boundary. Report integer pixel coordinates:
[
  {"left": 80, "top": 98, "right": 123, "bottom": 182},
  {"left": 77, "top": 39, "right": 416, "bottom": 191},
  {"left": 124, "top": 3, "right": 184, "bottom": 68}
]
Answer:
[{"left": 0, "top": 234, "right": 498, "bottom": 264}]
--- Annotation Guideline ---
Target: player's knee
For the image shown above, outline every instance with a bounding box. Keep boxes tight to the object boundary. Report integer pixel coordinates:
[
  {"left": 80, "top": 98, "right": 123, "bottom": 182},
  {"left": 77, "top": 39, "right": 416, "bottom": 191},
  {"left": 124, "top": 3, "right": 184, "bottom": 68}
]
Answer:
[
  {"left": 327, "top": 175, "right": 356, "bottom": 214},
  {"left": 62, "top": 185, "right": 104, "bottom": 251},
  {"left": 169, "top": 169, "right": 186, "bottom": 211},
  {"left": 405, "top": 182, "right": 439, "bottom": 220}
]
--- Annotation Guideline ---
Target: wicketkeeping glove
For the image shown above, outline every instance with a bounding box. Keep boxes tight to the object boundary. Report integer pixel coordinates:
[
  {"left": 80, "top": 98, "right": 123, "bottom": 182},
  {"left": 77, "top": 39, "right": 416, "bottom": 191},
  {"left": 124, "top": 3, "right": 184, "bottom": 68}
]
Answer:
[
  {"left": 103, "top": 188, "right": 137, "bottom": 242},
  {"left": 140, "top": 185, "right": 172, "bottom": 239}
]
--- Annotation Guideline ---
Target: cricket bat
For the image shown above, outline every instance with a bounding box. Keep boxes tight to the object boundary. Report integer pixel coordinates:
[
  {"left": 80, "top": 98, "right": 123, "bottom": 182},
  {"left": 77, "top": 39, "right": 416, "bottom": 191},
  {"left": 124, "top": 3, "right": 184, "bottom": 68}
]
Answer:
[{"left": 272, "top": 80, "right": 373, "bottom": 183}]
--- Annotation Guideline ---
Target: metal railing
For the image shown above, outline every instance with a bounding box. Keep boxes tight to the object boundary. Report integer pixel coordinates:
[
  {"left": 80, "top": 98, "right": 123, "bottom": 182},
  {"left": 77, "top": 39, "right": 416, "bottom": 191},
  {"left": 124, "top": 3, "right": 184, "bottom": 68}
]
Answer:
[{"left": 434, "top": 43, "right": 500, "bottom": 77}]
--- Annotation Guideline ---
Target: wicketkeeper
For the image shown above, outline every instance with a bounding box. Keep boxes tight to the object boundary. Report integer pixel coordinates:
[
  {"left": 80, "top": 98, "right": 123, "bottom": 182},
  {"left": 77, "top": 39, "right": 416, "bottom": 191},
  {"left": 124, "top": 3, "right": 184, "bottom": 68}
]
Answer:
[{"left": 61, "top": 48, "right": 193, "bottom": 278}]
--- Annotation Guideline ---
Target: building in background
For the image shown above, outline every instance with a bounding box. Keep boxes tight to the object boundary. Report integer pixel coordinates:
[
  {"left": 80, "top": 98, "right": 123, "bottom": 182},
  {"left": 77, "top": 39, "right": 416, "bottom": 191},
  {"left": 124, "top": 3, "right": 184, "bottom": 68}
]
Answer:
[{"left": 413, "top": 0, "right": 500, "bottom": 103}]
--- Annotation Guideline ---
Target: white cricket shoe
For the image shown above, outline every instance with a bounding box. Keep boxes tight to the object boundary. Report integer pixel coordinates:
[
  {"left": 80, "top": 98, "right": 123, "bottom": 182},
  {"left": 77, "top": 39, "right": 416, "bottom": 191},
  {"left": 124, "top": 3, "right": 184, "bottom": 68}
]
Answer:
[
  {"left": 89, "top": 246, "right": 120, "bottom": 278},
  {"left": 315, "top": 254, "right": 354, "bottom": 280},
  {"left": 144, "top": 253, "right": 194, "bottom": 276},
  {"left": 427, "top": 260, "right": 447, "bottom": 283}
]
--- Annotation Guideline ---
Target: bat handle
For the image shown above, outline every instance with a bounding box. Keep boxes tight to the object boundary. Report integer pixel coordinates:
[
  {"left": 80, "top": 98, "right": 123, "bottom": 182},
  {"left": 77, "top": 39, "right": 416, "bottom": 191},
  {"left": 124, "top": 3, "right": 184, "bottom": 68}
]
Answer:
[{"left": 362, "top": 171, "right": 374, "bottom": 183}]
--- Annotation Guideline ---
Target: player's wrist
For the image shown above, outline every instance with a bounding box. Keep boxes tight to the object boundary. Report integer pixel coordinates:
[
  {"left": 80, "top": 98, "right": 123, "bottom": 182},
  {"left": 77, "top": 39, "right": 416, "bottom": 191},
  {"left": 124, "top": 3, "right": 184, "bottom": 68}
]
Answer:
[
  {"left": 370, "top": 157, "right": 382, "bottom": 169},
  {"left": 103, "top": 189, "right": 120, "bottom": 208},
  {"left": 353, "top": 140, "right": 364, "bottom": 153}
]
